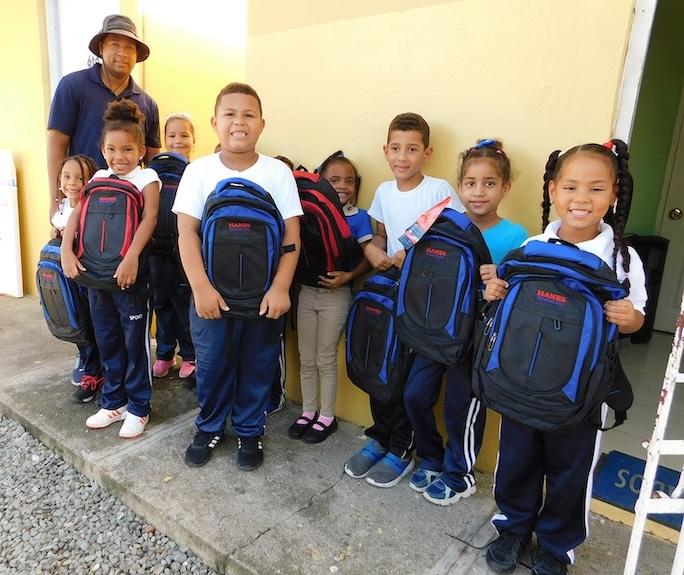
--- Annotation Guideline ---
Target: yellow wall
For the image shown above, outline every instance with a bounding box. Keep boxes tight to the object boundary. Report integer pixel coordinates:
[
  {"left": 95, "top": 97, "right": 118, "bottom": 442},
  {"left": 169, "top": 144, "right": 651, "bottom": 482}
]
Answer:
[
  {"left": 142, "top": 0, "right": 247, "bottom": 158},
  {"left": 0, "top": 2, "right": 52, "bottom": 296},
  {"left": 246, "top": 0, "right": 635, "bottom": 470}
]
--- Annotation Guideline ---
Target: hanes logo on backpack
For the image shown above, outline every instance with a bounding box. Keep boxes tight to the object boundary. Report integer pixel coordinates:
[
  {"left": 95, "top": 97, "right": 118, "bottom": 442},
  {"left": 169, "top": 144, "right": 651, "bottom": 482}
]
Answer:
[
  {"left": 228, "top": 222, "right": 251, "bottom": 229},
  {"left": 536, "top": 289, "right": 567, "bottom": 305},
  {"left": 365, "top": 305, "right": 382, "bottom": 316},
  {"left": 98, "top": 196, "right": 117, "bottom": 203},
  {"left": 425, "top": 246, "right": 447, "bottom": 258}
]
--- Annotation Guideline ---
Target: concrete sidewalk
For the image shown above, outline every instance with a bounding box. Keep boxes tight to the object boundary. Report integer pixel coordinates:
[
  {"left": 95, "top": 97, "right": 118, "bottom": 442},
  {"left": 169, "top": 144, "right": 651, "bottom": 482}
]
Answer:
[{"left": 0, "top": 295, "right": 674, "bottom": 574}]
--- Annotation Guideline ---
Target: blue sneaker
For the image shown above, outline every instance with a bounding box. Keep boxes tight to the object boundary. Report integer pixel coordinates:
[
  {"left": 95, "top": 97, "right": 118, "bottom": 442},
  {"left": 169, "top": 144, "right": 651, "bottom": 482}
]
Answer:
[
  {"left": 423, "top": 475, "right": 476, "bottom": 506},
  {"left": 344, "top": 440, "right": 387, "bottom": 478},
  {"left": 71, "top": 355, "right": 85, "bottom": 386},
  {"left": 409, "top": 467, "right": 441, "bottom": 493},
  {"left": 365, "top": 453, "right": 415, "bottom": 488}
]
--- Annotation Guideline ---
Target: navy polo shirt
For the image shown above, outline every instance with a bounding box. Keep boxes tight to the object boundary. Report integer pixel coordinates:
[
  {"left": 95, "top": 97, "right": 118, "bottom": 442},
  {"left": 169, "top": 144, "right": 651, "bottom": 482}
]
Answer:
[{"left": 48, "top": 63, "right": 161, "bottom": 168}]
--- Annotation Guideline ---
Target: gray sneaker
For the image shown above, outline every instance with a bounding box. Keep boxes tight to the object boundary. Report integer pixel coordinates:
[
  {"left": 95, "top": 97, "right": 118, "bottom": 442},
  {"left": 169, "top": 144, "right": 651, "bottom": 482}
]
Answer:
[
  {"left": 365, "top": 452, "right": 415, "bottom": 488},
  {"left": 343, "top": 440, "right": 388, "bottom": 478}
]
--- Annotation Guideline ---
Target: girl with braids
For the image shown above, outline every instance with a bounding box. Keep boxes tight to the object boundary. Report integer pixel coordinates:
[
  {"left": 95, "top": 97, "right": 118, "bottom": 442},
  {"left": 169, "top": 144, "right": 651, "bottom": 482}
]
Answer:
[
  {"left": 484, "top": 139, "right": 646, "bottom": 575},
  {"left": 52, "top": 154, "right": 105, "bottom": 403},
  {"left": 288, "top": 151, "right": 372, "bottom": 443},
  {"left": 61, "top": 99, "right": 160, "bottom": 439}
]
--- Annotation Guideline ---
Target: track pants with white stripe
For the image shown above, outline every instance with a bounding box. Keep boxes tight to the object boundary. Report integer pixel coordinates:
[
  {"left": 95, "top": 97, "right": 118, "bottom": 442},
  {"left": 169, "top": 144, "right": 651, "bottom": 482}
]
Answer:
[
  {"left": 493, "top": 416, "right": 602, "bottom": 564},
  {"left": 87, "top": 287, "right": 152, "bottom": 417},
  {"left": 404, "top": 354, "right": 485, "bottom": 492}
]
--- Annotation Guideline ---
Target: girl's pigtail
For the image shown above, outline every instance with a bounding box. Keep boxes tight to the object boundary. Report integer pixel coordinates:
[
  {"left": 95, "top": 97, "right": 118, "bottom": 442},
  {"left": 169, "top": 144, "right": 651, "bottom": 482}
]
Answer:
[
  {"left": 609, "top": 139, "right": 633, "bottom": 291},
  {"left": 542, "top": 150, "right": 561, "bottom": 232}
]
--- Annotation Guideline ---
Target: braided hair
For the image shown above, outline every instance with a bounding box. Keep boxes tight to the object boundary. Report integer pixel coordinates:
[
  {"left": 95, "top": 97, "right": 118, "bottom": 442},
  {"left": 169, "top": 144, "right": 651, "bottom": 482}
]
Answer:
[
  {"left": 541, "top": 139, "right": 633, "bottom": 287},
  {"left": 457, "top": 138, "right": 512, "bottom": 184}
]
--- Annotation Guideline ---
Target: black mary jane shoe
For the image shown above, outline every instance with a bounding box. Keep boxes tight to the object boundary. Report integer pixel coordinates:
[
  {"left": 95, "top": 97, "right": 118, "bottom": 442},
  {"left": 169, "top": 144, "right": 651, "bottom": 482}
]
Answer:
[
  {"left": 302, "top": 417, "right": 338, "bottom": 444},
  {"left": 288, "top": 413, "right": 318, "bottom": 439}
]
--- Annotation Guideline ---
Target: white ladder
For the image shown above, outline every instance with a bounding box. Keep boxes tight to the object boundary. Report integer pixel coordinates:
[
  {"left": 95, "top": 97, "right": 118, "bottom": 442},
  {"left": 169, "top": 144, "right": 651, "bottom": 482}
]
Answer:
[{"left": 624, "top": 290, "right": 684, "bottom": 575}]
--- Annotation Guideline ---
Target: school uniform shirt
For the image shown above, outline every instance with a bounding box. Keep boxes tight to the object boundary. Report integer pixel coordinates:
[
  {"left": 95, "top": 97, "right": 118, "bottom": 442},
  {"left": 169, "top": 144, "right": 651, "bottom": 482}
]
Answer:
[
  {"left": 51, "top": 198, "right": 75, "bottom": 231},
  {"left": 368, "top": 176, "right": 465, "bottom": 256},
  {"left": 92, "top": 166, "right": 161, "bottom": 194},
  {"left": 172, "top": 153, "right": 303, "bottom": 221},
  {"left": 482, "top": 218, "right": 528, "bottom": 265},
  {"left": 343, "top": 202, "right": 374, "bottom": 245},
  {"left": 526, "top": 220, "right": 647, "bottom": 314}
]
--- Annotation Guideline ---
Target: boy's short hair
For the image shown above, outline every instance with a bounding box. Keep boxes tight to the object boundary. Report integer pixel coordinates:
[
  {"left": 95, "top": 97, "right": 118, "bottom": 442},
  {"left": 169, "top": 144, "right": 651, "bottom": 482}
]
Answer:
[
  {"left": 214, "top": 82, "right": 263, "bottom": 116},
  {"left": 387, "top": 112, "right": 430, "bottom": 148}
]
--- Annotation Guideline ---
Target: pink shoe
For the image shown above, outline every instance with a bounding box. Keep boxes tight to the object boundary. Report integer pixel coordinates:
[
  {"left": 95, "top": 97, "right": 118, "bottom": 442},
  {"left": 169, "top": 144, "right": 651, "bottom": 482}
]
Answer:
[
  {"left": 179, "top": 360, "right": 196, "bottom": 379},
  {"left": 153, "top": 358, "right": 176, "bottom": 378}
]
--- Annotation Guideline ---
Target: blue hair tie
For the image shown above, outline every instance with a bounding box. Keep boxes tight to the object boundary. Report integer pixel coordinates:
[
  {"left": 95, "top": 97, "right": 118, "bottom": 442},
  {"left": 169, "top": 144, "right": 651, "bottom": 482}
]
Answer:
[{"left": 474, "top": 139, "right": 497, "bottom": 149}]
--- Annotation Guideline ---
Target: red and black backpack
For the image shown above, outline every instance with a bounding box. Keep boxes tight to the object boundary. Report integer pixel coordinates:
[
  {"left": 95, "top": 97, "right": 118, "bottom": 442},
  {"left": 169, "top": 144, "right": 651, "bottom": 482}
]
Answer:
[
  {"left": 294, "top": 170, "right": 359, "bottom": 286},
  {"left": 74, "top": 176, "right": 145, "bottom": 291}
]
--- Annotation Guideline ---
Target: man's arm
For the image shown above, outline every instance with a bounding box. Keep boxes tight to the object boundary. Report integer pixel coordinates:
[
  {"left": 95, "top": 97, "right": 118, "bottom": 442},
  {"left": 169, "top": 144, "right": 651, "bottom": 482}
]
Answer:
[{"left": 47, "top": 129, "right": 70, "bottom": 220}]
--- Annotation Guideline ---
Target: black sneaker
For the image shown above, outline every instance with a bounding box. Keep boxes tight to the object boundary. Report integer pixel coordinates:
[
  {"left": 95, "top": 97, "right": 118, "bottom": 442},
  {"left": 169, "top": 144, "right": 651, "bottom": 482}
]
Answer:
[
  {"left": 184, "top": 431, "right": 223, "bottom": 467},
  {"left": 486, "top": 531, "right": 532, "bottom": 573},
  {"left": 72, "top": 374, "right": 104, "bottom": 404},
  {"left": 237, "top": 436, "right": 263, "bottom": 471},
  {"left": 531, "top": 546, "right": 567, "bottom": 575}
]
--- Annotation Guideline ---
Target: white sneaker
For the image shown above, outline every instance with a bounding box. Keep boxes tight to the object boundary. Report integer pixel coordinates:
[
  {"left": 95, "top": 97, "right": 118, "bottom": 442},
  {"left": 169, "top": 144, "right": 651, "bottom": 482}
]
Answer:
[
  {"left": 86, "top": 407, "right": 128, "bottom": 429},
  {"left": 119, "top": 413, "right": 149, "bottom": 439}
]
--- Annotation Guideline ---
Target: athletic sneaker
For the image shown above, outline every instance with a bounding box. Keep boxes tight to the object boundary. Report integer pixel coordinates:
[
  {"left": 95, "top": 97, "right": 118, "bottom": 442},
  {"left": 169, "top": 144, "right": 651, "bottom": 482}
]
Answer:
[
  {"left": 184, "top": 431, "right": 224, "bottom": 467},
  {"left": 178, "top": 360, "right": 196, "bottom": 379},
  {"left": 486, "top": 531, "right": 532, "bottom": 573},
  {"left": 71, "top": 355, "right": 85, "bottom": 385},
  {"left": 153, "top": 358, "right": 176, "bottom": 378},
  {"left": 423, "top": 476, "right": 476, "bottom": 506},
  {"left": 408, "top": 467, "right": 441, "bottom": 493},
  {"left": 237, "top": 436, "right": 263, "bottom": 471},
  {"left": 86, "top": 406, "right": 128, "bottom": 429},
  {"left": 343, "top": 440, "right": 388, "bottom": 479},
  {"left": 119, "top": 414, "right": 149, "bottom": 439},
  {"left": 531, "top": 547, "right": 567, "bottom": 575},
  {"left": 365, "top": 453, "right": 415, "bottom": 488},
  {"left": 72, "top": 374, "right": 104, "bottom": 403}
]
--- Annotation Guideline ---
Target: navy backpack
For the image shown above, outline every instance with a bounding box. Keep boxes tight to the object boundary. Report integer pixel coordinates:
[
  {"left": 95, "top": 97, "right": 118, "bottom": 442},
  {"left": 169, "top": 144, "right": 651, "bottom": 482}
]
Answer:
[
  {"left": 36, "top": 238, "right": 94, "bottom": 345},
  {"left": 201, "top": 177, "right": 287, "bottom": 319},
  {"left": 345, "top": 269, "right": 413, "bottom": 402},
  {"left": 394, "top": 208, "right": 491, "bottom": 365},
  {"left": 472, "top": 239, "right": 629, "bottom": 431},
  {"left": 149, "top": 152, "right": 189, "bottom": 255},
  {"left": 74, "top": 176, "right": 145, "bottom": 291}
]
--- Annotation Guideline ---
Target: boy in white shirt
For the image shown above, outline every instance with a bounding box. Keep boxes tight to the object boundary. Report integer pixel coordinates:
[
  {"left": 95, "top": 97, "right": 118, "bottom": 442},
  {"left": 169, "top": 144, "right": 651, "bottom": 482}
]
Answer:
[
  {"left": 173, "top": 83, "right": 302, "bottom": 471},
  {"left": 344, "top": 112, "right": 464, "bottom": 488}
]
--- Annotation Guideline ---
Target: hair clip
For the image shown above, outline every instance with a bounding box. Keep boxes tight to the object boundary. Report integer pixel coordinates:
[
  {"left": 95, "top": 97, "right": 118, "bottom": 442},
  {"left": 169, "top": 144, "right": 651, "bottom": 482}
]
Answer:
[
  {"left": 602, "top": 141, "right": 618, "bottom": 156},
  {"left": 474, "top": 139, "right": 497, "bottom": 149}
]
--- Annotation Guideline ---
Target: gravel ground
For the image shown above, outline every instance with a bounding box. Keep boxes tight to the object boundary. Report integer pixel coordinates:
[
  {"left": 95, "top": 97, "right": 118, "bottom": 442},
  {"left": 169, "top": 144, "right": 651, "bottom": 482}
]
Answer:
[{"left": 0, "top": 417, "right": 219, "bottom": 575}]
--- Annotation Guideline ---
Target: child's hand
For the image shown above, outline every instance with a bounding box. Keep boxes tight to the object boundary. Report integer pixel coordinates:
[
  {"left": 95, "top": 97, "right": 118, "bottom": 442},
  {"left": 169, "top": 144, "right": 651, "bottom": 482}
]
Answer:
[
  {"left": 604, "top": 299, "right": 639, "bottom": 328},
  {"left": 318, "top": 271, "right": 352, "bottom": 289},
  {"left": 194, "top": 282, "right": 229, "bottom": 319},
  {"left": 113, "top": 253, "right": 139, "bottom": 290},
  {"left": 61, "top": 250, "right": 85, "bottom": 279},
  {"left": 484, "top": 278, "right": 509, "bottom": 302},
  {"left": 365, "top": 244, "right": 393, "bottom": 271},
  {"left": 480, "top": 264, "right": 498, "bottom": 285},
  {"left": 260, "top": 285, "right": 291, "bottom": 319},
  {"left": 391, "top": 249, "right": 407, "bottom": 269}
]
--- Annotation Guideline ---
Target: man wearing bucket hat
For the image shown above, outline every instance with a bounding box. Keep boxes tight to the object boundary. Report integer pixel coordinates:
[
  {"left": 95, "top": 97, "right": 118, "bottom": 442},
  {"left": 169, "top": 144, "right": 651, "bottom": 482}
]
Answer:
[{"left": 47, "top": 14, "right": 161, "bottom": 222}]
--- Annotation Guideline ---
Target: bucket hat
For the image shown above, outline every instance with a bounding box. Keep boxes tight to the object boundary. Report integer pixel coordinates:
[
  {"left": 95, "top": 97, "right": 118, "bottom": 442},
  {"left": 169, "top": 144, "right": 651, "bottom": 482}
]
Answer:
[{"left": 88, "top": 14, "right": 150, "bottom": 62}]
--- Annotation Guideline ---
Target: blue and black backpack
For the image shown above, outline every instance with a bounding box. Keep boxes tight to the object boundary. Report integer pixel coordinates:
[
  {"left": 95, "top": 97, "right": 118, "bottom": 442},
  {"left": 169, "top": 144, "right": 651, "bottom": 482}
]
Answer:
[
  {"left": 200, "top": 177, "right": 287, "bottom": 319},
  {"left": 394, "top": 208, "right": 491, "bottom": 365},
  {"left": 345, "top": 269, "right": 413, "bottom": 402},
  {"left": 36, "top": 238, "right": 94, "bottom": 345},
  {"left": 471, "top": 239, "right": 630, "bottom": 431},
  {"left": 149, "top": 152, "right": 189, "bottom": 255}
]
